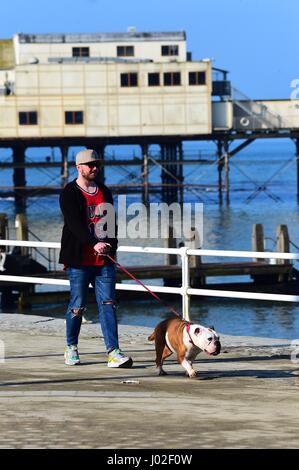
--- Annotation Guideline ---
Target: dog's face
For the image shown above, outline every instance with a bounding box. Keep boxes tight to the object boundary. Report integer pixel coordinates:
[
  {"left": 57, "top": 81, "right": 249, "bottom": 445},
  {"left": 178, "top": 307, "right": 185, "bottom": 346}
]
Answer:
[{"left": 189, "top": 324, "right": 221, "bottom": 356}]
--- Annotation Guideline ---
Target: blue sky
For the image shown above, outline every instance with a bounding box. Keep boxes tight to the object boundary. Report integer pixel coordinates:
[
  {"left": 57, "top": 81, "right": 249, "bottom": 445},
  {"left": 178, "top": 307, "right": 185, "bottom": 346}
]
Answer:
[{"left": 1, "top": 0, "right": 297, "bottom": 99}]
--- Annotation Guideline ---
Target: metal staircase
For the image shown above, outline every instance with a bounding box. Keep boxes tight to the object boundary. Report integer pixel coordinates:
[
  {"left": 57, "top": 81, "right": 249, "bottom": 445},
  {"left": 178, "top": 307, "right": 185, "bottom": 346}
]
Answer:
[{"left": 232, "top": 87, "right": 284, "bottom": 130}]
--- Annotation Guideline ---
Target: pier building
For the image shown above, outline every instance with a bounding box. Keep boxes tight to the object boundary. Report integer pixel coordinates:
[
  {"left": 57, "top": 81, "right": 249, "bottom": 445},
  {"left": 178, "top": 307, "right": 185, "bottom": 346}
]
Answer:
[{"left": 1, "top": 30, "right": 299, "bottom": 208}]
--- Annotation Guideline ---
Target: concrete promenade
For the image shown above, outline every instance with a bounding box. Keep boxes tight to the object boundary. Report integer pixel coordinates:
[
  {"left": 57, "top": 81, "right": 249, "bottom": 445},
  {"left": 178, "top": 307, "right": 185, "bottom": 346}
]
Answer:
[{"left": 0, "top": 313, "right": 299, "bottom": 449}]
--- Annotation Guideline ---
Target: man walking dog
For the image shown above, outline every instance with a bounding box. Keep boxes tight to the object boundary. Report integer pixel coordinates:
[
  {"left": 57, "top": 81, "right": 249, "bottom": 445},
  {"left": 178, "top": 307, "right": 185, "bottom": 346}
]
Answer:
[{"left": 59, "top": 149, "right": 133, "bottom": 368}]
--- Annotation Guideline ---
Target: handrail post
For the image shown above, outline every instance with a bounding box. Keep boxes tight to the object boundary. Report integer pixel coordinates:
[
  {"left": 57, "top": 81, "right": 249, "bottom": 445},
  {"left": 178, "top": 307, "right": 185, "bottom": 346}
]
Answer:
[{"left": 180, "top": 246, "right": 190, "bottom": 321}]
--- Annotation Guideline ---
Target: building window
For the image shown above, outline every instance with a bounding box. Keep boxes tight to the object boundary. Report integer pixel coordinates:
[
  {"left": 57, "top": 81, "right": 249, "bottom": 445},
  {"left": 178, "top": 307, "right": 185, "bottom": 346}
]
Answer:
[
  {"left": 120, "top": 73, "right": 138, "bottom": 87},
  {"left": 18, "top": 112, "right": 37, "bottom": 125},
  {"left": 65, "top": 111, "right": 84, "bottom": 125},
  {"left": 72, "top": 47, "right": 90, "bottom": 57},
  {"left": 148, "top": 73, "right": 160, "bottom": 86},
  {"left": 163, "top": 72, "right": 181, "bottom": 86},
  {"left": 189, "top": 71, "right": 206, "bottom": 85},
  {"left": 117, "top": 46, "right": 134, "bottom": 57},
  {"left": 161, "top": 45, "right": 179, "bottom": 56}
]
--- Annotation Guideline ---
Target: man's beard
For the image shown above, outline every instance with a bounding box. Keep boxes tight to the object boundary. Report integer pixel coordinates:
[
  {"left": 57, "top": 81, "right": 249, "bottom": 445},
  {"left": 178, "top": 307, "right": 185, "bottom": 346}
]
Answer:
[{"left": 82, "top": 170, "right": 98, "bottom": 181}]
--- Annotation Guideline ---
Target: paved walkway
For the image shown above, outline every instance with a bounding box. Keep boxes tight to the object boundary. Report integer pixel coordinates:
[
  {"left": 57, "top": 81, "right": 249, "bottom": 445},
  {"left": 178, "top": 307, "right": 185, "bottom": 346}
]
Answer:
[{"left": 0, "top": 314, "right": 298, "bottom": 449}]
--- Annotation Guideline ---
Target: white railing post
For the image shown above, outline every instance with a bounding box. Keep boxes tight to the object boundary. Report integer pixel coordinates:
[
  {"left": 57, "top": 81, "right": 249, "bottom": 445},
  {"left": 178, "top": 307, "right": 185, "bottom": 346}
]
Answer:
[{"left": 180, "top": 246, "right": 190, "bottom": 321}]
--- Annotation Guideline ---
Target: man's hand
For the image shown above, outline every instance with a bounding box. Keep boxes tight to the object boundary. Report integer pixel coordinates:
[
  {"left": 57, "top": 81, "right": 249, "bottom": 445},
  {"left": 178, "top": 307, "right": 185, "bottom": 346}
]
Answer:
[{"left": 94, "top": 242, "right": 111, "bottom": 255}]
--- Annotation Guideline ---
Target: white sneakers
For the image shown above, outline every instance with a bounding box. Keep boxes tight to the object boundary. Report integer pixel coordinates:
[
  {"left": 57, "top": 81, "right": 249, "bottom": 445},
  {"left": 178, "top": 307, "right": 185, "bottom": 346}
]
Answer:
[
  {"left": 64, "top": 345, "right": 133, "bottom": 368},
  {"left": 107, "top": 348, "right": 133, "bottom": 368},
  {"left": 64, "top": 345, "right": 80, "bottom": 366}
]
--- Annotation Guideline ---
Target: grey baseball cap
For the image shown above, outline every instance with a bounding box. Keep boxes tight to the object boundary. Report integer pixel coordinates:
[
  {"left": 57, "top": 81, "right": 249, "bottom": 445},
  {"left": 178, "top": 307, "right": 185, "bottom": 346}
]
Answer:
[{"left": 75, "top": 149, "right": 99, "bottom": 165}]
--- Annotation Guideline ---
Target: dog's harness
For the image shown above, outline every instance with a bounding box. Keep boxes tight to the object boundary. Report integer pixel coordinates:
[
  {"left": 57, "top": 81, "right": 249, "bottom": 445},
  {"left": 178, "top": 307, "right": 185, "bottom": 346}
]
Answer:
[
  {"left": 165, "top": 323, "right": 196, "bottom": 351},
  {"left": 186, "top": 322, "right": 196, "bottom": 347},
  {"left": 165, "top": 333, "right": 175, "bottom": 353}
]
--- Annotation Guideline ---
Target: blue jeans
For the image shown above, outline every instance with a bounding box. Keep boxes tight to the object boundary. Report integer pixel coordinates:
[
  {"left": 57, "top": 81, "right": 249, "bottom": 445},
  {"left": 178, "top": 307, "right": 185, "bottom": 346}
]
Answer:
[{"left": 66, "top": 264, "right": 118, "bottom": 352}]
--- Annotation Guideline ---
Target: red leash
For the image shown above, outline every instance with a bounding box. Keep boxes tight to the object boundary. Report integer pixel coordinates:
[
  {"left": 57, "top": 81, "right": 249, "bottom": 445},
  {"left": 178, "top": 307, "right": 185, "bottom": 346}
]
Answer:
[{"left": 106, "top": 254, "right": 181, "bottom": 318}]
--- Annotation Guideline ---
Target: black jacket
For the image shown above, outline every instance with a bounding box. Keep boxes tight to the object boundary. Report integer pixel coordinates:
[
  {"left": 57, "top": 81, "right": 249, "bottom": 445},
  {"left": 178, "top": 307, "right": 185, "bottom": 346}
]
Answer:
[{"left": 59, "top": 179, "right": 118, "bottom": 266}]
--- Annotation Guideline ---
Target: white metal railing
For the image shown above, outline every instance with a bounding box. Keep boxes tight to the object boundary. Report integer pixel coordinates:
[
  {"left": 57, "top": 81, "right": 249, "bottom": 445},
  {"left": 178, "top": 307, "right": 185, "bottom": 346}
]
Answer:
[
  {"left": 232, "top": 86, "right": 284, "bottom": 130},
  {"left": 1, "top": 240, "right": 299, "bottom": 321}
]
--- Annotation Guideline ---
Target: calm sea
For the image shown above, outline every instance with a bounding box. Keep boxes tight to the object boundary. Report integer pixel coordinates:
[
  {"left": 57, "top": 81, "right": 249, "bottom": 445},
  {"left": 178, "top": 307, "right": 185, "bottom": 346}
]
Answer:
[{"left": 1, "top": 138, "right": 299, "bottom": 339}]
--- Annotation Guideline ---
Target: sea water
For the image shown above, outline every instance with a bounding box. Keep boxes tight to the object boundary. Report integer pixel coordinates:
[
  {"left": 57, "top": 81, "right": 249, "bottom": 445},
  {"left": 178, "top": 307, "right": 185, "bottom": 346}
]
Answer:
[{"left": 1, "top": 138, "right": 299, "bottom": 339}]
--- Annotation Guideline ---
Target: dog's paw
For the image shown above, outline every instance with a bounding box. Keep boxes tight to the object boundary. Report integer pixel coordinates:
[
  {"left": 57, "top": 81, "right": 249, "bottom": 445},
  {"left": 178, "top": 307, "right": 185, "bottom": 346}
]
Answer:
[{"left": 187, "top": 370, "right": 198, "bottom": 379}]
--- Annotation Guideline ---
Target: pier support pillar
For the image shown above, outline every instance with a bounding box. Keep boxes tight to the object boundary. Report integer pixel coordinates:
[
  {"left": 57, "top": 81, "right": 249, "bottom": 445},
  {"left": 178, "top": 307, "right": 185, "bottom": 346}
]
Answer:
[
  {"left": 160, "top": 142, "right": 183, "bottom": 204},
  {"left": 184, "top": 227, "right": 203, "bottom": 287},
  {"left": 216, "top": 141, "right": 224, "bottom": 205},
  {"left": 276, "top": 224, "right": 290, "bottom": 265},
  {"left": 276, "top": 224, "right": 291, "bottom": 282},
  {"left": 252, "top": 223, "right": 264, "bottom": 262},
  {"left": 12, "top": 143, "right": 27, "bottom": 214},
  {"left": 223, "top": 140, "right": 230, "bottom": 205},
  {"left": 163, "top": 223, "right": 180, "bottom": 287},
  {"left": 60, "top": 145, "right": 69, "bottom": 188},
  {"left": 178, "top": 142, "right": 184, "bottom": 204},
  {"left": 0, "top": 212, "right": 12, "bottom": 309},
  {"left": 141, "top": 144, "right": 149, "bottom": 206},
  {"left": 15, "top": 213, "right": 29, "bottom": 257},
  {"left": 96, "top": 144, "right": 106, "bottom": 184},
  {"left": 0, "top": 213, "right": 9, "bottom": 247}
]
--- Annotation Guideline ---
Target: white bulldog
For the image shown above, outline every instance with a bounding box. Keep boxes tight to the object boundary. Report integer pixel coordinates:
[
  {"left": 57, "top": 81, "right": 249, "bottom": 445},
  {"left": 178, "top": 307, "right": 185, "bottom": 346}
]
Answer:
[{"left": 148, "top": 318, "right": 221, "bottom": 378}]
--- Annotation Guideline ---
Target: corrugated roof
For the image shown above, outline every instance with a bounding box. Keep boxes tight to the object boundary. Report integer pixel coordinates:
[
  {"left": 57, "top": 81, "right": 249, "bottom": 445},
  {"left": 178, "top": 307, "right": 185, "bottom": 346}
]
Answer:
[{"left": 17, "top": 31, "right": 186, "bottom": 44}]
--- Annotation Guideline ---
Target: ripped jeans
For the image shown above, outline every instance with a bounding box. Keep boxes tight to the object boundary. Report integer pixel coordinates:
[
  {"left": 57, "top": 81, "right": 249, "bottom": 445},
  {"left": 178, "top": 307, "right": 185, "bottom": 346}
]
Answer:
[{"left": 66, "top": 264, "right": 118, "bottom": 352}]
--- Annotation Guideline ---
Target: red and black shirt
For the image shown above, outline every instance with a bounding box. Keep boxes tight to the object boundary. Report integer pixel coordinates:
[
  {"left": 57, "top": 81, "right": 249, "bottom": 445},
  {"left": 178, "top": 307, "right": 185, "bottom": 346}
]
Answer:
[
  {"left": 79, "top": 185, "right": 105, "bottom": 266},
  {"left": 59, "top": 179, "right": 118, "bottom": 267}
]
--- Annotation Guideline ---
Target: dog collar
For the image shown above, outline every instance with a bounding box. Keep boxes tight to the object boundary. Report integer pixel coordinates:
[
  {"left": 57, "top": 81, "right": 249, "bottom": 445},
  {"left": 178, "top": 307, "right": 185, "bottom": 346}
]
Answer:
[{"left": 186, "top": 322, "right": 196, "bottom": 347}]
